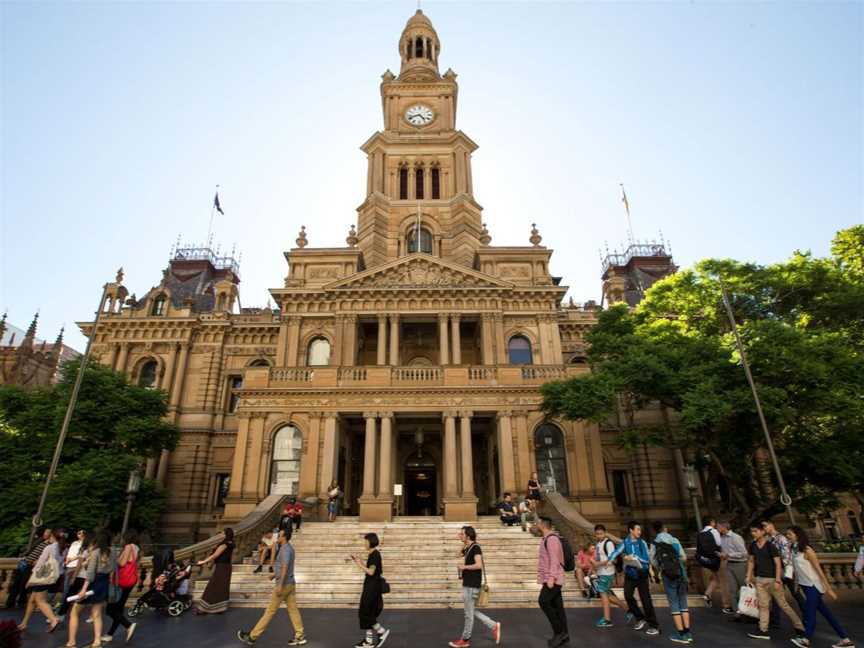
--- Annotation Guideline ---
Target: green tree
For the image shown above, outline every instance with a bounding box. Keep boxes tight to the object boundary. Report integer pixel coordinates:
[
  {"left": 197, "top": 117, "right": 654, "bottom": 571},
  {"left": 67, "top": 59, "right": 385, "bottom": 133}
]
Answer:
[
  {"left": 542, "top": 227, "right": 864, "bottom": 527},
  {"left": 0, "top": 360, "right": 179, "bottom": 555}
]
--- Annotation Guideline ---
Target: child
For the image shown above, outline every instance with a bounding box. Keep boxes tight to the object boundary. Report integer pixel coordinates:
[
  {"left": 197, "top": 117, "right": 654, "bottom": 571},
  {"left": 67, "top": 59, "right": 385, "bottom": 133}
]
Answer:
[{"left": 576, "top": 542, "right": 596, "bottom": 598}]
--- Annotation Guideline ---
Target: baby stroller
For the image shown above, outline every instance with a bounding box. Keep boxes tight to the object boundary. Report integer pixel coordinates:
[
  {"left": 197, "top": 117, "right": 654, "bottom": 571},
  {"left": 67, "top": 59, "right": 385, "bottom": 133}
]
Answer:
[{"left": 129, "top": 549, "right": 193, "bottom": 618}]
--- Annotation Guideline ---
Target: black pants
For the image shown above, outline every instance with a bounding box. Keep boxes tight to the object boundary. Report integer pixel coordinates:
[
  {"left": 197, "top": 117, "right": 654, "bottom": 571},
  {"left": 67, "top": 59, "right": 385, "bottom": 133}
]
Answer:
[
  {"left": 57, "top": 577, "right": 86, "bottom": 617},
  {"left": 538, "top": 584, "right": 568, "bottom": 636},
  {"left": 769, "top": 577, "right": 805, "bottom": 628},
  {"left": 106, "top": 586, "right": 134, "bottom": 635},
  {"left": 293, "top": 516, "right": 302, "bottom": 531},
  {"left": 500, "top": 515, "right": 518, "bottom": 526},
  {"left": 624, "top": 571, "right": 658, "bottom": 629},
  {"left": 5, "top": 566, "right": 31, "bottom": 608}
]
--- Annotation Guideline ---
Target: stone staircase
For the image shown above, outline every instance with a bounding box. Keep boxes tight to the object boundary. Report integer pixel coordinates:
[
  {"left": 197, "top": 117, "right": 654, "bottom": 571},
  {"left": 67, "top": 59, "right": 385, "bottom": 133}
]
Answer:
[{"left": 192, "top": 516, "right": 704, "bottom": 609}]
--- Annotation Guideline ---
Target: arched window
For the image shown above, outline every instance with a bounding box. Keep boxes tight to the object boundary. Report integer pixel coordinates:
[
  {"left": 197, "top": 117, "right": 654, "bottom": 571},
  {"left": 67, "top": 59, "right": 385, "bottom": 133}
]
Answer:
[
  {"left": 137, "top": 360, "right": 158, "bottom": 388},
  {"left": 270, "top": 425, "right": 302, "bottom": 495},
  {"left": 534, "top": 423, "right": 569, "bottom": 496},
  {"left": 151, "top": 294, "right": 166, "bottom": 316},
  {"left": 415, "top": 36, "right": 423, "bottom": 58},
  {"left": 415, "top": 168, "right": 424, "bottom": 199},
  {"left": 399, "top": 167, "right": 408, "bottom": 200},
  {"left": 407, "top": 226, "right": 433, "bottom": 254},
  {"left": 307, "top": 337, "right": 331, "bottom": 366},
  {"left": 431, "top": 167, "right": 440, "bottom": 199},
  {"left": 507, "top": 335, "right": 533, "bottom": 365},
  {"left": 249, "top": 358, "right": 270, "bottom": 367}
]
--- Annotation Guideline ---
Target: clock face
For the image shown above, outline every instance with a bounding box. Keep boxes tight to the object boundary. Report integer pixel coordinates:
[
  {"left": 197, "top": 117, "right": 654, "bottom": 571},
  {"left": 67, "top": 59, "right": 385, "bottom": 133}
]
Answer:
[{"left": 405, "top": 104, "right": 434, "bottom": 127}]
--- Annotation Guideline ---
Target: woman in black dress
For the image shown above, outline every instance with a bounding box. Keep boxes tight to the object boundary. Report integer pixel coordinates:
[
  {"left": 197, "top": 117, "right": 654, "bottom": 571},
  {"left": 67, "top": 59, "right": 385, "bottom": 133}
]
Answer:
[
  {"left": 526, "top": 472, "right": 542, "bottom": 512},
  {"left": 195, "top": 527, "right": 235, "bottom": 614},
  {"left": 350, "top": 533, "right": 390, "bottom": 648}
]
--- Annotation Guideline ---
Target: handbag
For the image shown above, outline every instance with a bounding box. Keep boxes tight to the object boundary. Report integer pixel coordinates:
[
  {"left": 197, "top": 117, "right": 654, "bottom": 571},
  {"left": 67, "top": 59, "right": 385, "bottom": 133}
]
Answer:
[
  {"left": 476, "top": 558, "right": 490, "bottom": 608},
  {"left": 737, "top": 584, "right": 760, "bottom": 619},
  {"left": 117, "top": 555, "right": 138, "bottom": 588},
  {"left": 27, "top": 551, "right": 59, "bottom": 587},
  {"left": 380, "top": 578, "right": 391, "bottom": 594}
]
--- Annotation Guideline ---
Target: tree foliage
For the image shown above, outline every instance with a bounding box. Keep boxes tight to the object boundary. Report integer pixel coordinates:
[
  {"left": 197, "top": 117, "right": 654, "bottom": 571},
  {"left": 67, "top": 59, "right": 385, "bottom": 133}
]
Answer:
[
  {"left": 542, "top": 226, "right": 864, "bottom": 525},
  {"left": 0, "top": 359, "right": 179, "bottom": 555}
]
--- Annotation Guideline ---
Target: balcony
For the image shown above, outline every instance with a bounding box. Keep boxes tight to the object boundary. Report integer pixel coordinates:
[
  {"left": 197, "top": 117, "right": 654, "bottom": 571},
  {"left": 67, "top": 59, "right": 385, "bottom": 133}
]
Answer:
[{"left": 246, "top": 364, "right": 586, "bottom": 390}]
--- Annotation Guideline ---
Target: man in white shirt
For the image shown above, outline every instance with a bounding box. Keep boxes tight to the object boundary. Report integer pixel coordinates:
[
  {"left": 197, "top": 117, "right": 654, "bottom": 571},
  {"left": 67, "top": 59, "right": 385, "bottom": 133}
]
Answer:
[
  {"left": 591, "top": 524, "right": 628, "bottom": 628},
  {"left": 718, "top": 522, "right": 748, "bottom": 610},
  {"left": 696, "top": 518, "right": 732, "bottom": 613}
]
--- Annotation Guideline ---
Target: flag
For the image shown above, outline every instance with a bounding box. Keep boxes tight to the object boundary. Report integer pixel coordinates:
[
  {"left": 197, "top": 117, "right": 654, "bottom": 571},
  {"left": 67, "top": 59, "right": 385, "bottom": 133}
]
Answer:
[{"left": 214, "top": 191, "right": 224, "bottom": 215}]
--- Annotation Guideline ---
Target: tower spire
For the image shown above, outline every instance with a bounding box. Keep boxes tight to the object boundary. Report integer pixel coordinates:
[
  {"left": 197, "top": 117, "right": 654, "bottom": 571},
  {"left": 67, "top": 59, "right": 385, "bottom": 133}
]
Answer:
[{"left": 22, "top": 311, "right": 39, "bottom": 349}]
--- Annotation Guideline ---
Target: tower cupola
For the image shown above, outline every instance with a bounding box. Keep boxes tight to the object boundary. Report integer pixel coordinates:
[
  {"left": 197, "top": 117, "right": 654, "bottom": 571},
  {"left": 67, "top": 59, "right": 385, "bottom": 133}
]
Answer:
[{"left": 399, "top": 10, "right": 440, "bottom": 82}]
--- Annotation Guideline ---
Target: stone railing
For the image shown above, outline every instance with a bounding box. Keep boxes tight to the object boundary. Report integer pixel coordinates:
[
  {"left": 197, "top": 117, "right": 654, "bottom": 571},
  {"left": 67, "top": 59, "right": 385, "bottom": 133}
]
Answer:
[
  {"left": 392, "top": 366, "right": 443, "bottom": 383},
  {"left": 271, "top": 368, "right": 314, "bottom": 382},
  {"left": 1, "top": 494, "right": 289, "bottom": 602}
]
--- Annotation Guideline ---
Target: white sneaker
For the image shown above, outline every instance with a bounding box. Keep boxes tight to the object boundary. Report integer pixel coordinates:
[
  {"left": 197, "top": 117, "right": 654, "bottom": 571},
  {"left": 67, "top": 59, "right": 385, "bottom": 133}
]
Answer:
[
  {"left": 101, "top": 635, "right": 113, "bottom": 642},
  {"left": 85, "top": 617, "right": 93, "bottom": 624},
  {"left": 377, "top": 628, "right": 391, "bottom": 646},
  {"left": 634, "top": 620, "right": 647, "bottom": 631}
]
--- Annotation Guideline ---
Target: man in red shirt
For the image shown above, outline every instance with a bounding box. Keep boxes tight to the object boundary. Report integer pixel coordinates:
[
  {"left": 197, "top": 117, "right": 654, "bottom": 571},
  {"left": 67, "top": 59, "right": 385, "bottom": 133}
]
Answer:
[
  {"left": 281, "top": 497, "right": 303, "bottom": 534},
  {"left": 537, "top": 516, "right": 569, "bottom": 647}
]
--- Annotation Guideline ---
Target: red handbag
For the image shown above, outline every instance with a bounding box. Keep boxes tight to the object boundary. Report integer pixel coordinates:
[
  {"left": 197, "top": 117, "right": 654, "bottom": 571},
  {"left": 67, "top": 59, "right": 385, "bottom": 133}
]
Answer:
[{"left": 117, "top": 557, "right": 138, "bottom": 588}]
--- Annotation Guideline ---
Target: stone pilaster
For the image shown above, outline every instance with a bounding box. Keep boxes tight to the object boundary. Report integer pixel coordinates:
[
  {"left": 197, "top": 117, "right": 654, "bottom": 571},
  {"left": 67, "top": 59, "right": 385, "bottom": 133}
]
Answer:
[
  {"left": 496, "top": 410, "right": 517, "bottom": 495},
  {"left": 438, "top": 314, "right": 450, "bottom": 365},
  {"left": 377, "top": 315, "right": 388, "bottom": 365},
  {"left": 450, "top": 314, "right": 462, "bottom": 365},
  {"left": 389, "top": 314, "right": 400, "bottom": 365}
]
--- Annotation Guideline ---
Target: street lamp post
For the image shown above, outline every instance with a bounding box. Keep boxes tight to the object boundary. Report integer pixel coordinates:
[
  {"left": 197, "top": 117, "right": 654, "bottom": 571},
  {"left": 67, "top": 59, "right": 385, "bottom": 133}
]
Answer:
[
  {"left": 685, "top": 464, "right": 703, "bottom": 531},
  {"left": 120, "top": 469, "right": 141, "bottom": 540}
]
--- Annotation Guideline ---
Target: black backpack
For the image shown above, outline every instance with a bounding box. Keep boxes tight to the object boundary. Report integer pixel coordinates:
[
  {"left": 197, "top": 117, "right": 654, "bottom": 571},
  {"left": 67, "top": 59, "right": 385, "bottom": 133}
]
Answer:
[
  {"left": 695, "top": 529, "right": 721, "bottom": 567},
  {"left": 545, "top": 534, "right": 576, "bottom": 572},
  {"left": 655, "top": 542, "right": 682, "bottom": 580}
]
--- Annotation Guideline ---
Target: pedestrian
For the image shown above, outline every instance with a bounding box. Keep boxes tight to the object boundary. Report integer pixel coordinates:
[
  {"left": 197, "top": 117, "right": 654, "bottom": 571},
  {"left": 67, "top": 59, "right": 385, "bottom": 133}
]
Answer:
[
  {"left": 526, "top": 472, "right": 542, "bottom": 512},
  {"left": 718, "top": 521, "right": 748, "bottom": 613},
  {"left": 252, "top": 530, "right": 277, "bottom": 574},
  {"left": 17, "top": 528, "right": 64, "bottom": 634},
  {"left": 606, "top": 521, "right": 660, "bottom": 636},
  {"left": 744, "top": 523, "right": 805, "bottom": 641},
  {"left": 67, "top": 530, "right": 115, "bottom": 648},
  {"left": 536, "top": 516, "right": 569, "bottom": 647},
  {"left": 651, "top": 521, "right": 691, "bottom": 644},
  {"left": 350, "top": 532, "right": 390, "bottom": 648},
  {"left": 448, "top": 526, "right": 501, "bottom": 648},
  {"left": 103, "top": 531, "right": 139, "bottom": 643},
  {"left": 761, "top": 519, "right": 805, "bottom": 625},
  {"left": 696, "top": 517, "right": 733, "bottom": 613},
  {"left": 327, "top": 481, "right": 342, "bottom": 522},
  {"left": 237, "top": 528, "right": 307, "bottom": 646},
  {"left": 58, "top": 529, "right": 89, "bottom": 621},
  {"left": 6, "top": 526, "right": 51, "bottom": 609},
  {"left": 517, "top": 497, "right": 535, "bottom": 532},
  {"left": 575, "top": 541, "right": 595, "bottom": 598},
  {"left": 286, "top": 497, "right": 303, "bottom": 533},
  {"left": 195, "top": 527, "right": 235, "bottom": 614},
  {"left": 785, "top": 526, "right": 854, "bottom": 648},
  {"left": 591, "top": 524, "right": 629, "bottom": 628}
]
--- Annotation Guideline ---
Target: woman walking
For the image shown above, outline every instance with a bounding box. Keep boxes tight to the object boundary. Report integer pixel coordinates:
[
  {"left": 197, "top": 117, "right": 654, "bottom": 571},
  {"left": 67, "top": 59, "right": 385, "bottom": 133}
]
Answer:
[
  {"left": 17, "top": 528, "right": 64, "bottom": 634},
  {"left": 786, "top": 526, "right": 855, "bottom": 648},
  {"left": 103, "top": 531, "right": 139, "bottom": 643},
  {"left": 449, "top": 526, "right": 501, "bottom": 647},
  {"left": 58, "top": 530, "right": 88, "bottom": 621},
  {"left": 195, "top": 527, "right": 235, "bottom": 614},
  {"left": 350, "top": 532, "right": 389, "bottom": 648},
  {"left": 67, "top": 530, "right": 114, "bottom": 648},
  {"left": 327, "top": 481, "right": 342, "bottom": 522}
]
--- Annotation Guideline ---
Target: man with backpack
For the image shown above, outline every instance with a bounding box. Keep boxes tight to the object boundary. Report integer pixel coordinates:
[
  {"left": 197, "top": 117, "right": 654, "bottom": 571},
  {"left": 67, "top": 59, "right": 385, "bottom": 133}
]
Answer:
[
  {"left": 651, "top": 521, "right": 692, "bottom": 644},
  {"left": 696, "top": 518, "right": 732, "bottom": 613},
  {"left": 591, "top": 524, "right": 630, "bottom": 628},
  {"left": 537, "top": 516, "right": 570, "bottom": 647},
  {"left": 605, "top": 521, "right": 660, "bottom": 636}
]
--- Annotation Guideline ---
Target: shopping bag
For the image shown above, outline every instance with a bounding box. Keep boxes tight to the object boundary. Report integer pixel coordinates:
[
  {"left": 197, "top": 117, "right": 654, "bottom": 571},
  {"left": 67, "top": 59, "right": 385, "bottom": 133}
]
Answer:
[{"left": 737, "top": 584, "right": 760, "bottom": 619}]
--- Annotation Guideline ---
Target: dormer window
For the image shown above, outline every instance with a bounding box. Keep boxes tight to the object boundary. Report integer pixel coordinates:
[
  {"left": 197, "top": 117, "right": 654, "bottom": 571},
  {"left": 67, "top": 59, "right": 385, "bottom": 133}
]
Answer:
[
  {"left": 407, "top": 226, "right": 433, "bottom": 254},
  {"left": 151, "top": 294, "right": 166, "bottom": 316}
]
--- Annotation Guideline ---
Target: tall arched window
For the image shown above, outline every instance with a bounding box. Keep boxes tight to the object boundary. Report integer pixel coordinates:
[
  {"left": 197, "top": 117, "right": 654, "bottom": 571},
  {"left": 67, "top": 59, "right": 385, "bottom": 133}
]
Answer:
[
  {"left": 507, "top": 335, "right": 533, "bottom": 365},
  {"left": 415, "top": 168, "right": 424, "bottom": 199},
  {"left": 415, "top": 36, "right": 423, "bottom": 58},
  {"left": 151, "top": 294, "right": 166, "bottom": 316},
  {"left": 138, "top": 360, "right": 158, "bottom": 388},
  {"left": 307, "top": 337, "right": 331, "bottom": 366},
  {"left": 407, "top": 226, "right": 433, "bottom": 254},
  {"left": 270, "top": 425, "right": 303, "bottom": 495},
  {"left": 399, "top": 167, "right": 408, "bottom": 200},
  {"left": 535, "top": 423, "right": 569, "bottom": 496},
  {"left": 431, "top": 167, "right": 440, "bottom": 199}
]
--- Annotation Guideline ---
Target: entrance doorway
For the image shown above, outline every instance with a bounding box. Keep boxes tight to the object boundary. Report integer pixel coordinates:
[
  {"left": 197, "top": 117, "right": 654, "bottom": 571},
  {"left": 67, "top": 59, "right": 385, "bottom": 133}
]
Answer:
[{"left": 403, "top": 454, "right": 437, "bottom": 516}]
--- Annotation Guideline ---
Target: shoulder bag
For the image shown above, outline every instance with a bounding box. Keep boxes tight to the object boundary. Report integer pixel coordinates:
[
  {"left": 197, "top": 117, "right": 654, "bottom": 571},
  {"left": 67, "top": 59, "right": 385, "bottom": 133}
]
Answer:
[{"left": 475, "top": 546, "right": 491, "bottom": 608}]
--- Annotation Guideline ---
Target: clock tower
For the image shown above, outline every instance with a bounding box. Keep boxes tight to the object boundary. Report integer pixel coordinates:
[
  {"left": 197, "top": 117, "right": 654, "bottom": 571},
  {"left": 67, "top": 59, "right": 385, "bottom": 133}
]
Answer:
[{"left": 357, "top": 10, "right": 485, "bottom": 269}]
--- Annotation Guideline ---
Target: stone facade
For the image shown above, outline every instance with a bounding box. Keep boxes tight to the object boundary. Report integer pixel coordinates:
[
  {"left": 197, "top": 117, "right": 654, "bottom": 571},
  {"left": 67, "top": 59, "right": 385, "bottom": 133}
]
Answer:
[
  {"left": 0, "top": 313, "right": 79, "bottom": 389},
  {"left": 78, "top": 10, "right": 688, "bottom": 543}
]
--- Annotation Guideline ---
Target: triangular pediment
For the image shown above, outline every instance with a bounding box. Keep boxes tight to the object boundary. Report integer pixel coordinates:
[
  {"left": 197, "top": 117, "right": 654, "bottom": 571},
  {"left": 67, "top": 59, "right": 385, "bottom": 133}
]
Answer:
[{"left": 324, "top": 255, "right": 514, "bottom": 291}]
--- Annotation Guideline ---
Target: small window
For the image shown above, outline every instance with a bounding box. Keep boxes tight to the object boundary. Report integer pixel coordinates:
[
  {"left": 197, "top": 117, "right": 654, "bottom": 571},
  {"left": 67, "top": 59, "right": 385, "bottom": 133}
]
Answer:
[
  {"left": 415, "top": 36, "right": 423, "bottom": 58},
  {"left": 307, "top": 337, "right": 331, "bottom": 366},
  {"left": 507, "top": 335, "right": 533, "bottom": 365},
  {"left": 215, "top": 474, "right": 230, "bottom": 507},
  {"left": 151, "top": 294, "right": 166, "bottom": 316},
  {"left": 407, "top": 226, "right": 433, "bottom": 254},
  {"left": 431, "top": 168, "right": 440, "bottom": 199},
  {"left": 399, "top": 168, "right": 408, "bottom": 200},
  {"left": 137, "top": 360, "right": 158, "bottom": 388},
  {"left": 612, "top": 470, "right": 629, "bottom": 507},
  {"left": 227, "top": 375, "right": 243, "bottom": 412},
  {"left": 848, "top": 511, "right": 862, "bottom": 536},
  {"left": 415, "top": 168, "right": 424, "bottom": 199}
]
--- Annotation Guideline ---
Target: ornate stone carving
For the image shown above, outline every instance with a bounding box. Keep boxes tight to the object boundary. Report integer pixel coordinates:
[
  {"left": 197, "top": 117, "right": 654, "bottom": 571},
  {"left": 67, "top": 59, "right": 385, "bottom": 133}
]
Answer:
[
  {"left": 296, "top": 225, "right": 308, "bottom": 249},
  {"left": 346, "top": 224, "right": 358, "bottom": 248},
  {"left": 529, "top": 223, "right": 542, "bottom": 247}
]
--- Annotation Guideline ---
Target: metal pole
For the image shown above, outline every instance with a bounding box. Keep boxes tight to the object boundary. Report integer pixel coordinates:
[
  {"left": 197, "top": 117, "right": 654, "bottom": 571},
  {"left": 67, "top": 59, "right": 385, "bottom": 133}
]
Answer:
[
  {"left": 26, "top": 284, "right": 109, "bottom": 552},
  {"left": 120, "top": 492, "right": 134, "bottom": 540},
  {"left": 719, "top": 278, "right": 796, "bottom": 524},
  {"left": 690, "top": 490, "right": 703, "bottom": 531}
]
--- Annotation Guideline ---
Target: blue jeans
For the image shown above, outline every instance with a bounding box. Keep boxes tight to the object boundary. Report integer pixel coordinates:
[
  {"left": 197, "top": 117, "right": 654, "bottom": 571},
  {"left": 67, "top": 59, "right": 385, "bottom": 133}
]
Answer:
[
  {"left": 801, "top": 585, "right": 847, "bottom": 639},
  {"left": 461, "top": 587, "right": 496, "bottom": 640},
  {"left": 662, "top": 575, "right": 689, "bottom": 615}
]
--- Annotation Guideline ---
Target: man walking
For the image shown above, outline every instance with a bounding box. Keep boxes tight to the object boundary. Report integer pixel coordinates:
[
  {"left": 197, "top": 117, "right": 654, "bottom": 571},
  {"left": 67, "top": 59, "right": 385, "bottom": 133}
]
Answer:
[
  {"left": 537, "top": 517, "right": 569, "bottom": 647},
  {"left": 696, "top": 517, "right": 732, "bottom": 613},
  {"left": 761, "top": 519, "right": 805, "bottom": 626},
  {"left": 449, "top": 526, "right": 502, "bottom": 647},
  {"left": 607, "top": 521, "right": 660, "bottom": 636},
  {"left": 238, "top": 528, "right": 307, "bottom": 646},
  {"left": 718, "top": 521, "right": 748, "bottom": 613},
  {"left": 745, "top": 524, "right": 805, "bottom": 641},
  {"left": 591, "top": 524, "right": 629, "bottom": 628},
  {"left": 651, "top": 521, "right": 692, "bottom": 644}
]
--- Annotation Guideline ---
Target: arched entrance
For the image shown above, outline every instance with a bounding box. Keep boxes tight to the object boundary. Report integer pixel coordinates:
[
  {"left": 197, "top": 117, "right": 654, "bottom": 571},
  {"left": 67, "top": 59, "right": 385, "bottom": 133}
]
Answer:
[
  {"left": 534, "top": 423, "right": 570, "bottom": 496},
  {"left": 403, "top": 451, "right": 437, "bottom": 516}
]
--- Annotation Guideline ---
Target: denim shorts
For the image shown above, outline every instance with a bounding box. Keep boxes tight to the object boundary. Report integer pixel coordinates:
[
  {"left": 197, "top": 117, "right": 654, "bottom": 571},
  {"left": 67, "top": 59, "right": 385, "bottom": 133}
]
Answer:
[
  {"left": 595, "top": 574, "right": 615, "bottom": 594},
  {"left": 662, "top": 575, "right": 688, "bottom": 615}
]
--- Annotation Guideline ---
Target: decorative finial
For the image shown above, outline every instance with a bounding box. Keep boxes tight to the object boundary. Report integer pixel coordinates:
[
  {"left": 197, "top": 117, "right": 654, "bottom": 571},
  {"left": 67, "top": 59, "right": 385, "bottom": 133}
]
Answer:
[
  {"left": 346, "top": 224, "right": 358, "bottom": 248},
  {"left": 55, "top": 326, "right": 65, "bottom": 345},
  {"left": 116, "top": 267, "right": 124, "bottom": 284},
  {"left": 479, "top": 223, "right": 491, "bottom": 246},
  {"left": 296, "top": 225, "right": 308, "bottom": 249},
  {"left": 529, "top": 223, "right": 542, "bottom": 247}
]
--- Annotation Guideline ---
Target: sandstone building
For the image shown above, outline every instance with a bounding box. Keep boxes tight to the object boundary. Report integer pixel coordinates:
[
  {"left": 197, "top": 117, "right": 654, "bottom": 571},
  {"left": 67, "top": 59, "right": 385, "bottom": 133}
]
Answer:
[
  {"left": 79, "top": 10, "right": 692, "bottom": 543},
  {"left": 0, "top": 313, "right": 79, "bottom": 389}
]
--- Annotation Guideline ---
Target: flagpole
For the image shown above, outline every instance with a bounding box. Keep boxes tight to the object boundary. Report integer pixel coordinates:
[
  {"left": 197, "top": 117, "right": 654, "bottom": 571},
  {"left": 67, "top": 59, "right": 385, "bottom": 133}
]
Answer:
[
  {"left": 620, "top": 183, "right": 634, "bottom": 245},
  {"left": 207, "top": 184, "right": 219, "bottom": 247}
]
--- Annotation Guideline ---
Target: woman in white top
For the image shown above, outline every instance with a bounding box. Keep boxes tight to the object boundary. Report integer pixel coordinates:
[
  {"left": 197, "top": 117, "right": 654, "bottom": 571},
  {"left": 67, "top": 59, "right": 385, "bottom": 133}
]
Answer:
[
  {"left": 58, "top": 529, "right": 89, "bottom": 619},
  {"left": 18, "top": 529, "right": 65, "bottom": 633},
  {"left": 785, "top": 526, "right": 854, "bottom": 648}
]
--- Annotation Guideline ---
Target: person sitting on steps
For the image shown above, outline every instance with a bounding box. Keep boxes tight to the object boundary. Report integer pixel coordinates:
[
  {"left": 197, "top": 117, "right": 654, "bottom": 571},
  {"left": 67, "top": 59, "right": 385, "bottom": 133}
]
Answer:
[{"left": 496, "top": 493, "right": 519, "bottom": 527}]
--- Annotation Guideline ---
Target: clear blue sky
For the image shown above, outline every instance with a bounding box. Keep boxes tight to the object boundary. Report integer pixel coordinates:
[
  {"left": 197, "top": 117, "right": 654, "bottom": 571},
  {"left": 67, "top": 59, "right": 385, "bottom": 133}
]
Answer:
[{"left": 1, "top": 1, "right": 861, "bottom": 351}]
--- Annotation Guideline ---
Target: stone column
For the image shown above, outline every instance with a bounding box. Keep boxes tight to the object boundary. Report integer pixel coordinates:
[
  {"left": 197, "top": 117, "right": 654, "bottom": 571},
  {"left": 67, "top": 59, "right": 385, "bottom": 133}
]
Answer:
[
  {"left": 243, "top": 414, "right": 266, "bottom": 498},
  {"left": 480, "top": 314, "right": 495, "bottom": 365},
  {"left": 361, "top": 412, "right": 378, "bottom": 497},
  {"left": 493, "top": 314, "right": 507, "bottom": 364},
  {"left": 389, "top": 314, "right": 400, "bottom": 365},
  {"left": 168, "top": 342, "right": 190, "bottom": 410},
  {"left": 115, "top": 343, "right": 129, "bottom": 374},
  {"left": 299, "top": 413, "right": 322, "bottom": 498},
  {"left": 333, "top": 315, "right": 345, "bottom": 365},
  {"left": 228, "top": 413, "right": 251, "bottom": 497},
  {"left": 318, "top": 413, "right": 339, "bottom": 500},
  {"left": 443, "top": 411, "right": 458, "bottom": 498},
  {"left": 459, "top": 411, "right": 475, "bottom": 497},
  {"left": 108, "top": 344, "right": 119, "bottom": 370},
  {"left": 276, "top": 321, "right": 289, "bottom": 366},
  {"left": 378, "top": 412, "right": 394, "bottom": 503},
  {"left": 438, "top": 314, "right": 450, "bottom": 365},
  {"left": 450, "top": 314, "right": 462, "bottom": 365},
  {"left": 160, "top": 343, "right": 178, "bottom": 392},
  {"left": 513, "top": 410, "right": 532, "bottom": 490},
  {"left": 377, "top": 315, "right": 388, "bottom": 365},
  {"left": 342, "top": 314, "right": 357, "bottom": 366},
  {"left": 496, "top": 410, "right": 517, "bottom": 494},
  {"left": 286, "top": 317, "right": 301, "bottom": 366}
]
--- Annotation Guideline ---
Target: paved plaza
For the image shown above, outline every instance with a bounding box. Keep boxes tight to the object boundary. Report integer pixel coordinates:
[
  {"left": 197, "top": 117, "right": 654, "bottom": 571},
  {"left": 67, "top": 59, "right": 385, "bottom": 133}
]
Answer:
[{"left": 3, "top": 604, "right": 864, "bottom": 648}]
